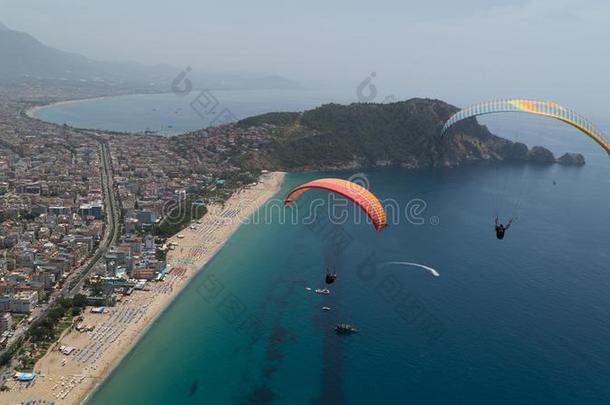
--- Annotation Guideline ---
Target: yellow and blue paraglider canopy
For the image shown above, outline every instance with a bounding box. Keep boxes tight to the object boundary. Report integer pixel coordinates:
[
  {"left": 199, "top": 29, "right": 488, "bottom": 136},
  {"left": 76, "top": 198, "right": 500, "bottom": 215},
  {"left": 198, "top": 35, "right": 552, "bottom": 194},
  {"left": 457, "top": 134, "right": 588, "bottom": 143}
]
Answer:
[{"left": 441, "top": 99, "right": 610, "bottom": 156}]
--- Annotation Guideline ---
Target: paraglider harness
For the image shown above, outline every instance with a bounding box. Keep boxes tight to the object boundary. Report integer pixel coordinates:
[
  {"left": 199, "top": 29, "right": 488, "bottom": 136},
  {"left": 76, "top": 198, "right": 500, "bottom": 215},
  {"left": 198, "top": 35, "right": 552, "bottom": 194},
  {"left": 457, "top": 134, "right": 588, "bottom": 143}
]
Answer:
[
  {"left": 325, "top": 269, "right": 337, "bottom": 284},
  {"left": 495, "top": 217, "right": 513, "bottom": 240}
]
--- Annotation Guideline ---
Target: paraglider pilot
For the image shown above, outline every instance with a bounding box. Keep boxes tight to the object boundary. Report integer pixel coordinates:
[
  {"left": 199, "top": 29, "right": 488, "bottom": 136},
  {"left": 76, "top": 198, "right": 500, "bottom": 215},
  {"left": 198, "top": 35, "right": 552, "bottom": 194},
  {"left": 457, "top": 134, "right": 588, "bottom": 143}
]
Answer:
[
  {"left": 325, "top": 268, "right": 337, "bottom": 284},
  {"left": 495, "top": 217, "right": 513, "bottom": 240}
]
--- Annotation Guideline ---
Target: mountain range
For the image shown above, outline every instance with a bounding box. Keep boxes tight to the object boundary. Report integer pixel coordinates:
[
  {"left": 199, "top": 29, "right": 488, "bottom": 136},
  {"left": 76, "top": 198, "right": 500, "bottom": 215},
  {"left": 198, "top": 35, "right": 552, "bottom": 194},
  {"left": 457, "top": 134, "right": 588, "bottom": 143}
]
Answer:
[{"left": 0, "top": 22, "right": 299, "bottom": 91}]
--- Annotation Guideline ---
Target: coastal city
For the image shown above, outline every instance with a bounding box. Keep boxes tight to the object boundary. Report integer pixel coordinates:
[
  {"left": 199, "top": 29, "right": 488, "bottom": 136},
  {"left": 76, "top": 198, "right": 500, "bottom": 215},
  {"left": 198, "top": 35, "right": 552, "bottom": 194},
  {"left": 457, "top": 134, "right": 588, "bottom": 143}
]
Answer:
[{"left": 0, "top": 86, "right": 286, "bottom": 403}]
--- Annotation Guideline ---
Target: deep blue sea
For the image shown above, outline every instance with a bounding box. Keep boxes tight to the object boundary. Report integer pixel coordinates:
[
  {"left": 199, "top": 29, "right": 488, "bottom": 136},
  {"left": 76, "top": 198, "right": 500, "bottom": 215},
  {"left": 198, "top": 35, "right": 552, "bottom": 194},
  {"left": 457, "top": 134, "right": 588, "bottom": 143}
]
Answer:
[{"left": 50, "top": 93, "right": 610, "bottom": 404}]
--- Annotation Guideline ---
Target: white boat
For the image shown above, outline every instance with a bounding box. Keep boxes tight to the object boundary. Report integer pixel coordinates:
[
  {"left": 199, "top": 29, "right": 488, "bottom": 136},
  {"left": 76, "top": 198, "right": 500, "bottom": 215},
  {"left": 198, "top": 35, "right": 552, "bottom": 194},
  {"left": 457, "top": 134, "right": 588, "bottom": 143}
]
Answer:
[
  {"left": 305, "top": 287, "right": 312, "bottom": 291},
  {"left": 314, "top": 288, "right": 330, "bottom": 295},
  {"left": 322, "top": 306, "right": 331, "bottom": 311}
]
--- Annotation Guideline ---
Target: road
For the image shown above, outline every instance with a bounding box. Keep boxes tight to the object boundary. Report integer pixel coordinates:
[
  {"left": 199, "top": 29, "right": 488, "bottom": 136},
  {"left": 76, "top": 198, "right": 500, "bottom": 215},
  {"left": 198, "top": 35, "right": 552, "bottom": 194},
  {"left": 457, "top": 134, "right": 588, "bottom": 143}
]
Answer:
[
  {"left": 0, "top": 132, "right": 120, "bottom": 353},
  {"left": 64, "top": 136, "right": 121, "bottom": 297}
]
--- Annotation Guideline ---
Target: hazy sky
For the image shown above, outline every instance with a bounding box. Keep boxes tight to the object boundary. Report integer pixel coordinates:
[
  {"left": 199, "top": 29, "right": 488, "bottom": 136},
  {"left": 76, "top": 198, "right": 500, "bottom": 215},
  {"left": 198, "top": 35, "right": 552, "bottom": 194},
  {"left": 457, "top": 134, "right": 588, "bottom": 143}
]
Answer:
[{"left": 1, "top": 0, "right": 609, "bottom": 116}]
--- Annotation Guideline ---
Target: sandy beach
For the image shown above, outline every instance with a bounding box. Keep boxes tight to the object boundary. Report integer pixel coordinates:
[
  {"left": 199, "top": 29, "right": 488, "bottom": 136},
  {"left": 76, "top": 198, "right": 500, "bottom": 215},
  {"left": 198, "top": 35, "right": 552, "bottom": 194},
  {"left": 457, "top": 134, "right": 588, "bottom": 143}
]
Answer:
[
  {"left": 25, "top": 97, "right": 108, "bottom": 120},
  {"left": 0, "top": 171, "right": 285, "bottom": 405}
]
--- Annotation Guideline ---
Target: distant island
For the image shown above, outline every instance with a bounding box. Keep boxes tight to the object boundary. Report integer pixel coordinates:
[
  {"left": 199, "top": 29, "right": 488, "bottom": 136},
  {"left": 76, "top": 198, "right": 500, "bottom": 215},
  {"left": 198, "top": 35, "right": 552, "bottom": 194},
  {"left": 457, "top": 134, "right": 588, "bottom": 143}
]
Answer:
[{"left": 172, "top": 98, "right": 585, "bottom": 173}]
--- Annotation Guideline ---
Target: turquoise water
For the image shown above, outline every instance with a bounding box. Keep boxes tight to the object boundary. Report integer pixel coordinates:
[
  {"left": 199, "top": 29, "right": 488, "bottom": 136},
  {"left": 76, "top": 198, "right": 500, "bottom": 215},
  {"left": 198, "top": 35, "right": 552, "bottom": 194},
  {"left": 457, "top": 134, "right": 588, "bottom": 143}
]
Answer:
[
  {"left": 32, "top": 90, "right": 349, "bottom": 135},
  {"left": 87, "top": 122, "right": 610, "bottom": 404}
]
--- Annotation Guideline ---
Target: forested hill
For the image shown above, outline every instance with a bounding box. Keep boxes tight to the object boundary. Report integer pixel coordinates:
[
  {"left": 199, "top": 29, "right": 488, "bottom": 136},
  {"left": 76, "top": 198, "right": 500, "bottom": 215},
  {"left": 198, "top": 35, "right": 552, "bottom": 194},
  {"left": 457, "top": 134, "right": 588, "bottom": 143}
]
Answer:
[{"left": 237, "top": 98, "right": 580, "bottom": 171}]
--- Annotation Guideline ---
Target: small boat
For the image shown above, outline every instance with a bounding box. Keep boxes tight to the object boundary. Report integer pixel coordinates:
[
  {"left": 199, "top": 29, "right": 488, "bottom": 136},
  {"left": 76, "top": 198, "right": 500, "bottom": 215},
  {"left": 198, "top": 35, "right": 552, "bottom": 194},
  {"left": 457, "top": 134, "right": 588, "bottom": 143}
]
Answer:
[
  {"left": 322, "top": 306, "right": 331, "bottom": 311},
  {"left": 335, "top": 323, "right": 358, "bottom": 334},
  {"left": 314, "top": 288, "right": 330, "bottom": 295},
  {"left": 305, "top": 287, "right": 312, "bottom": 291}
]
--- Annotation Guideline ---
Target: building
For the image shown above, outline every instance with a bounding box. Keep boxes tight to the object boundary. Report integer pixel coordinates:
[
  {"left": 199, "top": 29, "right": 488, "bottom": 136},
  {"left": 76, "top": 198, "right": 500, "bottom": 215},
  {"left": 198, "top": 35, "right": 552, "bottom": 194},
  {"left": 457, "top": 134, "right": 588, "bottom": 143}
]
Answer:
[
  {"left": 0, "top": 296, "right": 10, "bottom": 312},
  {"left": 124, "top": 217, "right": 139, "bottom": 234},
  {"left": 32, "top": 270, "right": 55, "bottom": 290},
  {"left": 10, "top": 291, "right": 38, "bottom": 313},
  {"left": 16, "top": 182, "right": 42, "bottom": 195},
  {"left": 0, "top": 313, "right": 12, "bottom": 334},
  {"left": 49, "top": 206, "right": 70, "bottom": 216},
  {"left": 144, "top": 235, "right": 155, "bottom": 251},
  {"left": 132, "top": 268, "right": 156, "bottom": 280},
  {"left": 136, "top": 210, "right": 156, "bottom": 226},
  {"left": 78, "top": 201, "right": 103, "bottom": 220}
]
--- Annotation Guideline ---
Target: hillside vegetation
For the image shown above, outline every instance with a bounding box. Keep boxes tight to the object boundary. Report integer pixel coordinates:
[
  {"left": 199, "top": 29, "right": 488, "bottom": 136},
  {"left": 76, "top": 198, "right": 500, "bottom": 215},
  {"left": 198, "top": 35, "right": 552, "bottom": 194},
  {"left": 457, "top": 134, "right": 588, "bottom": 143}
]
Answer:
[
  {"left": 170, "top": 98, "right": 583, "bottom": 174},
  {"left": 237, "top": 99, "right": 574, "bottom": 171}
]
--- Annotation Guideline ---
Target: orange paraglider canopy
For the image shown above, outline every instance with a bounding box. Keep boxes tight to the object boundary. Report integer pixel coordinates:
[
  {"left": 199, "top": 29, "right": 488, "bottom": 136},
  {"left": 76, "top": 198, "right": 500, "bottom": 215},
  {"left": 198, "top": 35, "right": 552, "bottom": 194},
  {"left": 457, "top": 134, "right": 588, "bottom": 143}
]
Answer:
[{"left": 284, "top": 178, "right": 387, "bottom": 231}]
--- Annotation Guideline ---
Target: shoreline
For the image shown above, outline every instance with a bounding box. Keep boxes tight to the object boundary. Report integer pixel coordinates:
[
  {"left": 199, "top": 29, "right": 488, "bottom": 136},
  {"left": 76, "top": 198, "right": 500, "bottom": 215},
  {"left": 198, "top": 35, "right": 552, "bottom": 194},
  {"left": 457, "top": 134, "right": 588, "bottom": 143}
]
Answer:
[
  {"left": 0, "top": 171, "right": 286, "bottom": 405},
  {"left": 23, "top": 88, "right": 328, "bottom": 138},
  {"left": 23, "top": 93, "right": 206, "bottom": 139},
  {"left": 25, "top": 96, "right": 111, "bottom": 120},
  {"left": 24, "top": 93, "right": 204, "bottom": 137}
]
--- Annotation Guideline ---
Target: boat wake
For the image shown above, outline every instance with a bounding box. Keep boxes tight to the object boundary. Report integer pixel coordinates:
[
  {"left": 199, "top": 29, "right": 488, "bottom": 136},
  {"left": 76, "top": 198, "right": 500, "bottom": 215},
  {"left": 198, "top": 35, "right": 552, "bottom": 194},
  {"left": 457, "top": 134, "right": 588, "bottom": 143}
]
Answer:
[{"left": 381, "top": 261, "right": 440, "bottom": 277}]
